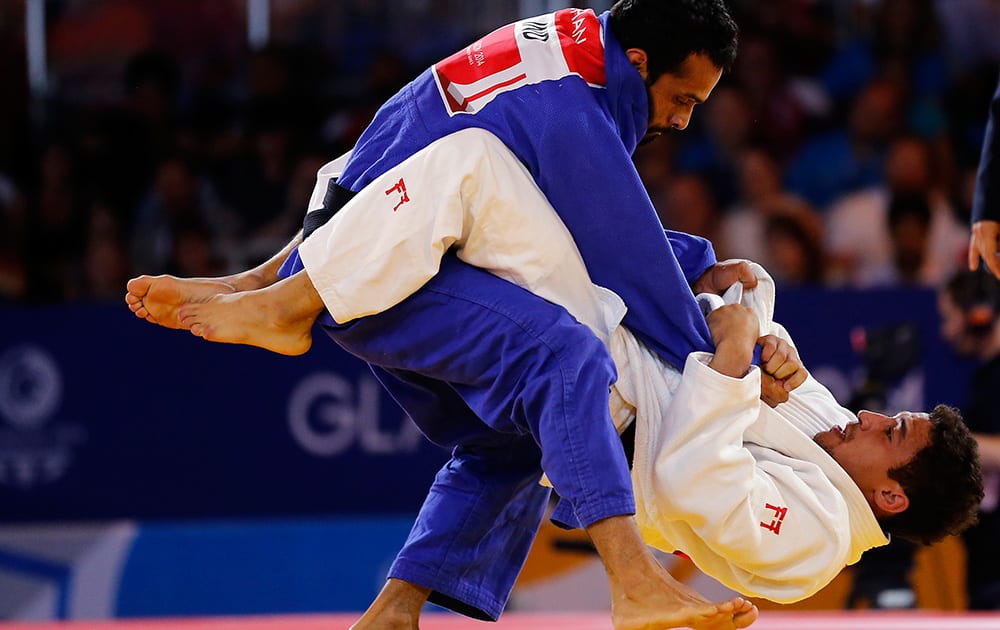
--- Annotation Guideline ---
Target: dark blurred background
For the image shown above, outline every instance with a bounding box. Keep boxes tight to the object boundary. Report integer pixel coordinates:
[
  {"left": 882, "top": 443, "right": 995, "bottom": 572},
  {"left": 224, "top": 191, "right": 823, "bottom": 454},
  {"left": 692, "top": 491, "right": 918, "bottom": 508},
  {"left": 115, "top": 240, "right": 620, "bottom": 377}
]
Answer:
[{"left": 0, "top": 0, "right": 996, "bottom": 302}]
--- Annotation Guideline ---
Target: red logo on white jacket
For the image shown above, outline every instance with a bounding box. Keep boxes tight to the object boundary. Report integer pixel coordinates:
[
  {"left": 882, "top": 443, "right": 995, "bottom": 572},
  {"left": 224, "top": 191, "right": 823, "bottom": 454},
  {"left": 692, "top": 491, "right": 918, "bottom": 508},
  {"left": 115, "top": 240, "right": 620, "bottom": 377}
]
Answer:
[
  {"left": 385, "top": 178, "right": 409, "bottom": 212},
  {"left": 760, "top": 503, "right": 788, "bottom": 535}
]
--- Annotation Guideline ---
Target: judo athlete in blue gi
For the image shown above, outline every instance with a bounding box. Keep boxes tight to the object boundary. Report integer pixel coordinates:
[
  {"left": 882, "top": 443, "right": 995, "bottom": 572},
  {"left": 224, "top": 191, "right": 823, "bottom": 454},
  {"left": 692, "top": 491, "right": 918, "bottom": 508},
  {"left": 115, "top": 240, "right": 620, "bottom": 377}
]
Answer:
[
  {"left": 126, "top": 132, "right": 761, "bottom": 630},
  {"left": 125, "top": 2, "right": 759, "bottom": 628}
]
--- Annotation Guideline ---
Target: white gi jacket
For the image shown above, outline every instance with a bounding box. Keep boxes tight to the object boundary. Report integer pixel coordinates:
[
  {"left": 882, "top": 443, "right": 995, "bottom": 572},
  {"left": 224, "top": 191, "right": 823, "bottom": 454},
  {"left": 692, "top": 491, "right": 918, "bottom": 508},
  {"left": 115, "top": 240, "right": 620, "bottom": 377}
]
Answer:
[
  {"left": 608, "top": 268, "right": 890, "bottom": 603},
  {"left": 303, "top": 132, "right": 889, "bottom": 603}
]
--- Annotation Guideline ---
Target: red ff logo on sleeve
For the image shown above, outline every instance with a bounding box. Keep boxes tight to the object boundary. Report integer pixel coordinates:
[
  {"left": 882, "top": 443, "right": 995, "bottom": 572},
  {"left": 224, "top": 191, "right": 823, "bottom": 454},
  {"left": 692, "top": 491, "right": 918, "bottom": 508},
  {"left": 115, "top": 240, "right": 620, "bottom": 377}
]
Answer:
[
  {"left": 760, "top": 503, "right": 788, "bottom": 535},
  {"left": 384, "top": 178, "right": 410, "bottom": 212}
]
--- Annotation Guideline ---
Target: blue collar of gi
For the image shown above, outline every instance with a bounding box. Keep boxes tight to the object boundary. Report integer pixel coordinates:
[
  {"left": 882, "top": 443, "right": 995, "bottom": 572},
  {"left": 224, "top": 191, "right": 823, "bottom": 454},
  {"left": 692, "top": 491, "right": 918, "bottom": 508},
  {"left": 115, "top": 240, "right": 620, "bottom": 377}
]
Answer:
[{"left": 599, "top": 10, "right": 649, "bottom": 156}]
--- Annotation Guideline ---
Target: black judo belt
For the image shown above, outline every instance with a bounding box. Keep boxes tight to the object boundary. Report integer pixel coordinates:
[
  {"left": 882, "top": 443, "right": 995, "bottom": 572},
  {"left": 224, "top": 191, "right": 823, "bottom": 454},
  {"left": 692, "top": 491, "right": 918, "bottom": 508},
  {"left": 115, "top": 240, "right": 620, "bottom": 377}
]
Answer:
[{"left": 302, "top": 179, "right": 357, "bottom": 240}]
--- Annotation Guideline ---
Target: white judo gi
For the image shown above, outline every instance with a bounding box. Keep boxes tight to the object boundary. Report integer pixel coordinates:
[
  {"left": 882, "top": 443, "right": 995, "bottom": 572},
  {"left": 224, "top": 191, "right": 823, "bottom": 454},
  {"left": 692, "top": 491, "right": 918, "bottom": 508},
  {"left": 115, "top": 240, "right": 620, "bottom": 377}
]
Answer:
[
  {"left": 609, "top": 277, "right": 889, "bottom": 603},
  {"left": 301, "top": 128, "right": 890, "bottom": 604}
]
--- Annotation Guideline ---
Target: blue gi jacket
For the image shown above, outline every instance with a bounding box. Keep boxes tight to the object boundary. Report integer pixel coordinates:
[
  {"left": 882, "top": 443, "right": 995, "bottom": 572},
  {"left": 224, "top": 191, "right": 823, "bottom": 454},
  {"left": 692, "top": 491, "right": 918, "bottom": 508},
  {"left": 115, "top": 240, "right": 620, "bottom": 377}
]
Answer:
[
  {"left": 279, "top": 11, "right": 723, "bottom": 617},
  {"left": 333, "top": 8, "right": 716, "bottom": 371}
]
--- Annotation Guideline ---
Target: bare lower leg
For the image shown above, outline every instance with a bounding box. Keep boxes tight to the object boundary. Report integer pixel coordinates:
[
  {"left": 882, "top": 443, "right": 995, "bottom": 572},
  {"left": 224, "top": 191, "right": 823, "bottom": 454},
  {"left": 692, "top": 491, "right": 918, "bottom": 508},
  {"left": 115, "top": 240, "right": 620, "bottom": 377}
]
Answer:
[
  {"left": 350, "top": 578, "right": 431, "bottom": 630},
  {"left": 176, "top": 270, "right": 326, "bottom": 356},
  {"left": 588, "top": 515, "right": 758, "bottom": 629}
]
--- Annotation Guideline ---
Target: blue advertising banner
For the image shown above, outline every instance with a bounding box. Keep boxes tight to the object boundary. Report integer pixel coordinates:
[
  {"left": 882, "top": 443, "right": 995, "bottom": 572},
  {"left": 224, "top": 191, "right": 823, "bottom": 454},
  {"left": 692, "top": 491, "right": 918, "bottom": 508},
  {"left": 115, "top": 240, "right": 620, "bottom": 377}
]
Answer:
[
  {"left": 0, "top": 304, "right": 450, "bottom": 521},
  {"left": 774, "top": 285, "right": 974, "bottom": 414},
  {"left": 0, "top": 286, "right": 979, "bottom": 523}
]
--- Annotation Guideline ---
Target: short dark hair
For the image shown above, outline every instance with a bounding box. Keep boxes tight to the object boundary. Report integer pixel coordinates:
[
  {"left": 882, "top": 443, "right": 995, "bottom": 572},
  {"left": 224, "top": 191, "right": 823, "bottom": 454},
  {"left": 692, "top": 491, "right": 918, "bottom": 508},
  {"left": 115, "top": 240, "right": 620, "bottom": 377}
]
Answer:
[
  {"left": 880, "top": 404, "right": 983, "bottom": 545},
  {"left": 609, "top": 0, "right": 739, "bottom": 81}
]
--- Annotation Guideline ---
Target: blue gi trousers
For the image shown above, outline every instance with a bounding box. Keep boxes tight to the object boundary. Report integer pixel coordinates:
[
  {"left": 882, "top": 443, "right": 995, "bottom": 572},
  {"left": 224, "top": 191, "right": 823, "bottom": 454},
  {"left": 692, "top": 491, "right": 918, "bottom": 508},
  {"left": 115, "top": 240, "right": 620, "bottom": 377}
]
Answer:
[{"left": 317, "top": 255, "right": 631, "bottom": 619}]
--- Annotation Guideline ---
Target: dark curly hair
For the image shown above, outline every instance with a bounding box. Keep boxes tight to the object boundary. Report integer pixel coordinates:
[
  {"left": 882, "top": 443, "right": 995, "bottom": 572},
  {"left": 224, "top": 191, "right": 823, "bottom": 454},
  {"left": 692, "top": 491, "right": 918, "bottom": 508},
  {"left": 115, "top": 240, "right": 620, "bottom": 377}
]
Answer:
[
  {"left": 879, "top": 404, "right": 984, "bottom": 545},
  {"left": 609, "top": 0, "right": 739, "bottom": 81}
]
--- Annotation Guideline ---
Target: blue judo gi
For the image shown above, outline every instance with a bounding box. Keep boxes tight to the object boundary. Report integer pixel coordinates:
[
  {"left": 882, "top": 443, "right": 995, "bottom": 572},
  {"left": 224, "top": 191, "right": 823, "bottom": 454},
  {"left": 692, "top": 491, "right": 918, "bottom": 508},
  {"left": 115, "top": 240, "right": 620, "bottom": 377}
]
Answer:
[{"left": 279, "top": 8, "right": 717, "bottom": 619}]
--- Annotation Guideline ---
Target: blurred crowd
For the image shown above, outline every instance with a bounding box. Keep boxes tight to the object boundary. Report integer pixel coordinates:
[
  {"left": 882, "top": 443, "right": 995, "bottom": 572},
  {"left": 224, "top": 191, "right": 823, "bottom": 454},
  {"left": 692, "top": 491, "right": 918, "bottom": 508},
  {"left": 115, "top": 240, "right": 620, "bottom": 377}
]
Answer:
[{"left": 0, "top": 0, "right": 998, "bottom": 304}]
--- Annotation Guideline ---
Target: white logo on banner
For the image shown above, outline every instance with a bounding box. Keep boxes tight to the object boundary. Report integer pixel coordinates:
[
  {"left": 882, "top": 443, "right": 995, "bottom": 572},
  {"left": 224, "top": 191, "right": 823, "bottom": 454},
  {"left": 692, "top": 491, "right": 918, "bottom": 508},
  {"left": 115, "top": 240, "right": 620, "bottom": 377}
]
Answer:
[
  {"left": 0, "top": 345, "right": 85, "bottom": 488},
  {"left": 288, "top": 372, "right": 421, "bottom": 457},
  {"left": 0, "top": 521, "right": 137, "bottom": 620},
  {"left": 0, "top": 345, "right": 61, "bottom": 429}
]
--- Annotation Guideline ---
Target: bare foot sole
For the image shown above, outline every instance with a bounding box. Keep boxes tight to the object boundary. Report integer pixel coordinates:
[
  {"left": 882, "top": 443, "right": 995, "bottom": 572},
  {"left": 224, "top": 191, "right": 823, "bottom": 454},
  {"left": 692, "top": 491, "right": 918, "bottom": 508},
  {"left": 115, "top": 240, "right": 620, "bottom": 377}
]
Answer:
[
  {"left": 178, "top": 290, "right": 313, "bottom": 356},
  {"left": 125, "top": 275, "right": 237, "bottom": 329}
]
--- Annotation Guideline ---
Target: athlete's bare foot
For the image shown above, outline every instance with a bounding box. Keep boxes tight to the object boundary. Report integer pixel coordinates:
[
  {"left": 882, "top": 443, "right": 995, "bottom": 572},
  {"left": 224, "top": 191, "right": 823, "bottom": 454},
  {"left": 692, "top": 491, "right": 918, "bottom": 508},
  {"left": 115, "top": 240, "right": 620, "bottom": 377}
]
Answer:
[
  {"left": 177, "top": 271, "right": 326, "bottom": 356},
  {"left": 609, "top": 561, "right": 758, "bottom": 630},
  {"left": 588, "top": 516, "right": 758, "bottom": 630},
  {"left": 125, "top": 275, "right": 237, "bottom": 329},
  {"left": 350, "top": 579, "right": 430, "bottom": 630}
]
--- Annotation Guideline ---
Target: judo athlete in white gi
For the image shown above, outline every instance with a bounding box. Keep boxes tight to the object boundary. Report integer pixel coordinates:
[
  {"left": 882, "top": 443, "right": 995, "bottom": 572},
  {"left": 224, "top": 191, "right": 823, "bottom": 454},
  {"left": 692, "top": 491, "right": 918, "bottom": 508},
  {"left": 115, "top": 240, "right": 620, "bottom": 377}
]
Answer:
[
  {"left": 128, "top": 130, "right": 983, "bottom": 629},
  {"left": 290, "top": 129, "right": 982, "bottom": 602}
]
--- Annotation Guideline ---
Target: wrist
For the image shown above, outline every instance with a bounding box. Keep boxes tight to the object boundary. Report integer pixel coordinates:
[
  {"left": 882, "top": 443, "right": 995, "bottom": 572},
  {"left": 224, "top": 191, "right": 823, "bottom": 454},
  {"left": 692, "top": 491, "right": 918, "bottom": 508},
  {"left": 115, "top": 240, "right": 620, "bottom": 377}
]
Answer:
[{"left": 710, "top": 339, "right": 754, "bottom": 378}]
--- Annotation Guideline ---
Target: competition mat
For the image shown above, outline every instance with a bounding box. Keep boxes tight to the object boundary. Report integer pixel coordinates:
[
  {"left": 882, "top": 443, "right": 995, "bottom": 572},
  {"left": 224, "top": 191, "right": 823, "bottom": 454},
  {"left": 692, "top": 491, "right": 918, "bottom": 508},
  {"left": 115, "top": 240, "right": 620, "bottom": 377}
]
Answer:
[{"left": 2, "top": 612, "right": 1000, "bottom": 629}]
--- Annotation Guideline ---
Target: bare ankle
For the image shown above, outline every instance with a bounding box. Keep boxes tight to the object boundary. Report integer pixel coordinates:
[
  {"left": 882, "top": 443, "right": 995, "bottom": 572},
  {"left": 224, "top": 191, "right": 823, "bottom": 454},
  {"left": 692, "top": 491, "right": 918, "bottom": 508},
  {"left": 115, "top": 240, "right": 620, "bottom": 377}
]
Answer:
[
  {"left": 352, "top": 579, "right": 428, "bottom": 630},
  {"left": 351, "top": 608, "right": 419, "bottom": 630}
]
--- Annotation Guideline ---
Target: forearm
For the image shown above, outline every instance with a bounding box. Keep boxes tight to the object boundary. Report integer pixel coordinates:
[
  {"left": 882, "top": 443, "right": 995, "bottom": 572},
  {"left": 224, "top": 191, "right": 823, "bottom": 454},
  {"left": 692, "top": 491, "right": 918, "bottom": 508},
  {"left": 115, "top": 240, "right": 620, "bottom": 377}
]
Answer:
[{"left": 665, "top": 230, "right": 717, "bottom": 285}]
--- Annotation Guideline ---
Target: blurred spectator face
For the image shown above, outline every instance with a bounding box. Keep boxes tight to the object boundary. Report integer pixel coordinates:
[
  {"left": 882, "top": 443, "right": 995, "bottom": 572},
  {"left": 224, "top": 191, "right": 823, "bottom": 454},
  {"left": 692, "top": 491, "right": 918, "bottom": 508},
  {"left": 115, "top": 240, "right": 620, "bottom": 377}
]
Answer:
[
  {"left": 885, "top": 137, "right": 932, "bottom": 194},
  {"left": 736, "top": 37, "right": 780, "bottom": 98},
  {"left": 124, "top": 50, "right": 179, "bottom": 123},
  {"left": 657, "top": 174, "right": 716, "bottom": 236},
  {"left": 250, "top": 49, "right": 290, "bottom": 98},
  {"left": 890, "top": 214, "right": 930, "bottom": 281},
  {"left": 704, "top": 86, "right": 752, "bottom": 152},
  {"left": 85, "top": 233, "right": 129, "bottom": 300},
  {"left": 156, "top": 159, "right": 197, "bottom": 213},
  {"left": 634, "top": 140, "right": 676, "bottom": 191},
  {"left": 938, "top": 290, "right": 979, "bottom": 356},
  {"left": 83, "top": 202, "right": 129, "bottom": 300},
  {"left": 849, "top": 79, "right": 903, "bottom": 145},
  {"left": 738, "top": 148, "right": 783, "bottom": 204},
  {"left": 764, "top": 215, "right": 822, "bottom": 285},
  {"left": 172, "top": 224, "right": 222, "bottom": 277},
  {"left": 255, "top": 128, "right": 291, "bottom": 180},
  {"left": 39, "top": 143, "right": 77, "bottom": 230}
]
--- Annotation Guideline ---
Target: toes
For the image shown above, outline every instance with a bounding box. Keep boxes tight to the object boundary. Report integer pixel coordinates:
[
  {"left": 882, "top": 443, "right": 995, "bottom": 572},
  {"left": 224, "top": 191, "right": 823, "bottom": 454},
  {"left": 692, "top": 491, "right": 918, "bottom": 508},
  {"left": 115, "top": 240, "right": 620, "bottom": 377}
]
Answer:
[
  {"left": 126, "top": 275, "right": 153, "bottom": 296},
  {"left": 734, "top": 605, "right": 759, "bottom": 628},
  {"left": 716, "top": 597, "right": 742, "bottom": 613}
]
